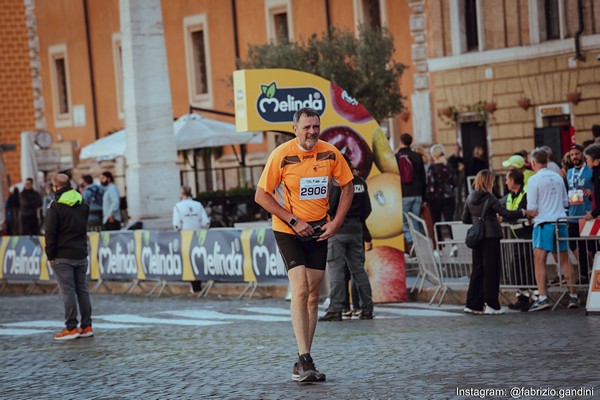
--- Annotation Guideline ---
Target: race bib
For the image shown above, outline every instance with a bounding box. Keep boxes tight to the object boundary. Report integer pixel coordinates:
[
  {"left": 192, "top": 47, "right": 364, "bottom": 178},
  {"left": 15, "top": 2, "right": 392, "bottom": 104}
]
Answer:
[
  {"left": 299, "top": 176, "right": 328, "bottom": 200},
  {"left": 568, "top": 189, "right": 584, "bottom": 205}
]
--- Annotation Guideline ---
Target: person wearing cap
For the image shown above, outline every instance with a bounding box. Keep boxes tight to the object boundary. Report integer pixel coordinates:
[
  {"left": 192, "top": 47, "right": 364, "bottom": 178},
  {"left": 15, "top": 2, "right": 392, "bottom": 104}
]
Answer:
[
  {"left": 502, "top": 154, "right": 535, "bottom": 187},
  {"left": 100, "top": 171, "right": 121, "bottom": 231}
]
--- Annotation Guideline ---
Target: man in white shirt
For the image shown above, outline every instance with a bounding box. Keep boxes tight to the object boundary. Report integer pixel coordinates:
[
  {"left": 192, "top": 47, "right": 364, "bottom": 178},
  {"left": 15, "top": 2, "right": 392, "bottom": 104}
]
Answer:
[
  {"left": 526, "top": 147, "right": 578, "bottom": 311},
  {"left": 173, "top": 186, "right": 210, "bottom": 230}
]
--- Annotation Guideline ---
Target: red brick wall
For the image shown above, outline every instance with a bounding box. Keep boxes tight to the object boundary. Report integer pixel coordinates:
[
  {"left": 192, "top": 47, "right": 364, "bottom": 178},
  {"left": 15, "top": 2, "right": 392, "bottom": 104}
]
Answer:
[{"left": 0, "top": 0, "right": 36, "bottom": 190}]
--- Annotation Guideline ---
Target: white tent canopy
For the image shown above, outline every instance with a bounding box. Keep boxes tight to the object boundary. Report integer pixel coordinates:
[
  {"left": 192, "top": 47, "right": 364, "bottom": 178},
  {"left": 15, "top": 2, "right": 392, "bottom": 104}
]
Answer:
[{"left": 80, "top": 113, "right": 263, "bottom": 161}]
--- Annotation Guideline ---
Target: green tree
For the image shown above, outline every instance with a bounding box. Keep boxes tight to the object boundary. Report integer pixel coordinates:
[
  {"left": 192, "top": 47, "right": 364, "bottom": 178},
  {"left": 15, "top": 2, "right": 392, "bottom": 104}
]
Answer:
[{"left": 238, "top": 25, "right": 407, "bottom": 123}]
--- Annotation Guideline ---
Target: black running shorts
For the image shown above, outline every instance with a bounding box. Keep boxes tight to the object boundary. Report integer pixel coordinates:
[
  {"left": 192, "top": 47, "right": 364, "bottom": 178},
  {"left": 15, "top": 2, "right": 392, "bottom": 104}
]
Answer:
[{"left": 273, "top": 231, "right": 328, "bottom": 271}]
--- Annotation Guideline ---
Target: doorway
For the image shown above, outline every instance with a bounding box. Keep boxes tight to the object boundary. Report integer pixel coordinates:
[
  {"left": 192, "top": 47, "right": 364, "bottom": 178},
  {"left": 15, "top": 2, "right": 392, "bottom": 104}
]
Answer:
[{"left": 459, "top": 120, "right": 489, "bottom": 177}]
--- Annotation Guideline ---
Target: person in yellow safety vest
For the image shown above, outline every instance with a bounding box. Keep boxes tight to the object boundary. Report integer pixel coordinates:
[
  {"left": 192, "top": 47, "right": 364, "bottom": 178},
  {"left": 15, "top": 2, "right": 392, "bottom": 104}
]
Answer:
[
  {"left": 499, "top": 169, "right": 535, "bottom": 311},
  {"left": 502, "top": 154, "right": 535, "bottom": 188}
]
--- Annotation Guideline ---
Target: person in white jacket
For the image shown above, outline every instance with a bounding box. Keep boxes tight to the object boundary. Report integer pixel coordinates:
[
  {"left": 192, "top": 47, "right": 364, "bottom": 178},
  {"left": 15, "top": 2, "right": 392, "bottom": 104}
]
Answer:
[{"left": 172, "top": 186, "right": 210, "bottom": 230}]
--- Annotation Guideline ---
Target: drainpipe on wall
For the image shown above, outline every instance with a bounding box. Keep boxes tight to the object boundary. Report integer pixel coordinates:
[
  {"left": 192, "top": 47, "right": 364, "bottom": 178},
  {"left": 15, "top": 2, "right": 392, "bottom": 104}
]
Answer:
[
  {"left": 325, "top": 0, "right": 331, "bottom": 36},
  {"left": 83, "top": 0, "right": 100, "bottom": 139},
  {"left": 575, "top": 0, "right": 585, "bottom": 61},
  {"left": 231, "top": 0, "right": 240, "bottom": 61}
]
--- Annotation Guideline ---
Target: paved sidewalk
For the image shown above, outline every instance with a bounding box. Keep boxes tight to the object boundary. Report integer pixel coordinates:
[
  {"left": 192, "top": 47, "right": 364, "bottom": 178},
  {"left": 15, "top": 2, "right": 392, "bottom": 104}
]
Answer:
[{"left": 0, "top": 294, "right": 599, "bottom": 399}]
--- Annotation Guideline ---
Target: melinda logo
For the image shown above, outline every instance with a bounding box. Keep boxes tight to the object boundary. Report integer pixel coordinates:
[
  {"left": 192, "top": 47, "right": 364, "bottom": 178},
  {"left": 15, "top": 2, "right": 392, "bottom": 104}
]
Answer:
[{"left": 257, "top": 82, "right": 325, "bottom": 123}]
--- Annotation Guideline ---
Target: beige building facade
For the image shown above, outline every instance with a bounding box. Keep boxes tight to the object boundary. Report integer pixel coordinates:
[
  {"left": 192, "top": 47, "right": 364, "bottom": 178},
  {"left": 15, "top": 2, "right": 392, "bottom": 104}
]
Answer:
[{"left": 424, "top": 0, "right": 600, "bottom": 170}]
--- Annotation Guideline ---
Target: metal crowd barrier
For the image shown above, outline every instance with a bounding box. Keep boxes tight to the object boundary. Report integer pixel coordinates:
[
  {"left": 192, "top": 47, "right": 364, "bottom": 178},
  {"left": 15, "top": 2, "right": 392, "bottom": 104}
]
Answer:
[
  {"left": 406, "top": 212, "right": 444, "bottom": 305},
  {"left": 408, "top": 213, "right": 595, "bottom": 307}
]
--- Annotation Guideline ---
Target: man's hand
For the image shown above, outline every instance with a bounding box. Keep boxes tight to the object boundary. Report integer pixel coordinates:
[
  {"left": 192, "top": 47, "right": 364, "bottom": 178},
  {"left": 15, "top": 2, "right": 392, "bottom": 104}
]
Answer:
[
  {"left": 49, "top": 260, "right": 55, "bottom": 268},
  {"left": 365, "top": 241, "right": 373, "bottom": 251},
  {"left": 524, "top": 210, "right": 537, "bottom": 219},
  {"left": 291, "top": 219, "right": 314, "bottom": 239},
  {"left": 586, "top": 211, "right": 594, "bottom": 221},
  {"left": 316, "top": 220, "right": 342, "bottom": 241},
  {"left": 584, "top": 189, "right": 593, "bottom": 198}
]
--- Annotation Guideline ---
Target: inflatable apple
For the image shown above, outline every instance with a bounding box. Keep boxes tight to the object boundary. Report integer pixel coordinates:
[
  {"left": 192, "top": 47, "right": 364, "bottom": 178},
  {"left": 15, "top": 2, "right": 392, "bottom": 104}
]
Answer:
[
  {"left": 320, "top": 125, "right": 373, "bottom": 179},
  {"left": 365, "top": 173, "right": 404, "bottom": 239},
  {"left": 330, "top": 83, "right": 374, "bottom": 124},
  {"left": 365, "top": 245, "right": 406, "bottom": 303}
]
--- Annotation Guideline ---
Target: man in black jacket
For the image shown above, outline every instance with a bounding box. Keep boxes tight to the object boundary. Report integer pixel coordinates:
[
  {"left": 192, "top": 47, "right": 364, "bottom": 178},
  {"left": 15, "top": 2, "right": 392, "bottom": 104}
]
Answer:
[
  {"left": 396, "top": 133, "right": 426, "bottom": 249},
  {"left": 45, "top": 174, "right": 93, "bottom": 341},
  {"left": 19, "top": 177, "right": 42, "bottom": 235},
  {"left": 319, "top": 156, "right": 374, "bottom": 321}
]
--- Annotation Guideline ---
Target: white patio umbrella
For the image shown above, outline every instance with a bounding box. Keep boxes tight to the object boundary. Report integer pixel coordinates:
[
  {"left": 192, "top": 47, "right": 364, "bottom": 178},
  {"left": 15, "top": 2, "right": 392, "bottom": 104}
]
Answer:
[
  {"left": 80, "top": 114, "right": 263, "bottom": 160},
  {"left": 79, "top": 130, "right": 127, "bottom": 161},
  {"left": 173, "top": 113, "right": 262, "bottom": 150}
]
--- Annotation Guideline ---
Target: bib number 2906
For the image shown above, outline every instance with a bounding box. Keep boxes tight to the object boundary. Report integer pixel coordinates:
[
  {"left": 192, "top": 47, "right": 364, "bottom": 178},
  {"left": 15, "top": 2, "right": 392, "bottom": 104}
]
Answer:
[{"left": 299, "top": 177, "right": 328, "bottom": 200}]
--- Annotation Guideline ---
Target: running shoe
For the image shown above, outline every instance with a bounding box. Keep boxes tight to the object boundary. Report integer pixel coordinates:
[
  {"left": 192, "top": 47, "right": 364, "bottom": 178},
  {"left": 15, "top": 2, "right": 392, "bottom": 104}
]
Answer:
[
  {"left": 341, "top": 309, "right": 353, "bottom": 320},
  {"left": 53, "top": 328, "right": 80, "bottom": 341},
  {"left": 79, "top": 325, "right": 94, "bottom": 338},
  {"left": 484, "top": 305, "right": 506, "bottom": 315},
  {"left": 528, "top": 298, "right": 551, "bottom": 312},
  {"left": 567, "top": 297, "right": 579, "bottom": 309},
  {"left": 318, "top": 311, "right": 342, "bottom": 322}
]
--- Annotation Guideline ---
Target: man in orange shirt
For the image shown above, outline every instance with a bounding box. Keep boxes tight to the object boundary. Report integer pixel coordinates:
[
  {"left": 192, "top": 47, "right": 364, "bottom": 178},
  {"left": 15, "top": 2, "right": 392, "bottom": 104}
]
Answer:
[{"left": 255, "top": 107, "right": 354, "bottom": 383}]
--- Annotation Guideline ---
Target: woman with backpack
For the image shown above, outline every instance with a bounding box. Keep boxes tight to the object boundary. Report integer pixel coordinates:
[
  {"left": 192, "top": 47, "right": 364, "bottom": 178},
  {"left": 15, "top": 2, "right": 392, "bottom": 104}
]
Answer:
[{"left": 426, "top": 144, "right": 457, "bottom": 241}]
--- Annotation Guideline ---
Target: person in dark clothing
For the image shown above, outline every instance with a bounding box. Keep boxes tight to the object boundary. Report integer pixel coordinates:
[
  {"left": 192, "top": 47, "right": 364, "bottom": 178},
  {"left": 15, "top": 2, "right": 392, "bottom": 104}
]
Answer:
[
  {"left": 45, "top": 174, "right": 93, "bottom": 341},
  {"left": 320, "top": 156, "right": 374, "bottom": 321},
  {"left": 466, "top": 146, "right": 488, "bottom": 178},
  {"left": 499, "top": 169, "right": 534, "bottom": 311},
  {"left": 19, "top": 177, "right": 42, "bottom": 235},
  {"left": 6, "top": 187, "right": 20, "bottom": 235},
  {"left": 584, "top": 144, "right": 600, "bottom": 220},
  {"left": 426, "top": 144, "right": 456, "bottom": 241},
  {"left": 462, "top": 170, "right": 536, "bottom": 315},
  {"left": 80, "top": 174, "right": 104, "bottom": 232},
  {"left": 448, "top": 144, "right": 466, "bottom": 220},
  {"left": 566, "top": 145, "right": 594, "bottom": 284},
  {"left": 396, "top": 133, "right": 426, "bottom": 247},
  {"left": 340, "top": 224, "right": 372, "bottom": 318}
]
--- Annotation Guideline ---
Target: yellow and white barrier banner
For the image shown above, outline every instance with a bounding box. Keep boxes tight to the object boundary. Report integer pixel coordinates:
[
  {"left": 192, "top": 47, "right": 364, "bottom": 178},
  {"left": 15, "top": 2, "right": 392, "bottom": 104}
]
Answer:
[{"left": 0, "top": 228, "right": 288, "bottom": 283}]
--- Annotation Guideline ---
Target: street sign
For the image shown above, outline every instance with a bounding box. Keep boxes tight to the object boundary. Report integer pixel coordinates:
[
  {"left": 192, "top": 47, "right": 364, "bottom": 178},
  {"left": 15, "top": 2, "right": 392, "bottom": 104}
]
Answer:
[{"left": 35, "top": 149, "right": 61, "bottom": 172}]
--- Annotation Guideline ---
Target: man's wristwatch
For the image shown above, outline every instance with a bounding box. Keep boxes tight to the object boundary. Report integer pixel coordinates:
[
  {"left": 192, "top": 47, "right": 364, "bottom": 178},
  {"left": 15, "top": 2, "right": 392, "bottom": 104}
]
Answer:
[{"left": 289, "top": 217, "right": 298, "bottom": 227}]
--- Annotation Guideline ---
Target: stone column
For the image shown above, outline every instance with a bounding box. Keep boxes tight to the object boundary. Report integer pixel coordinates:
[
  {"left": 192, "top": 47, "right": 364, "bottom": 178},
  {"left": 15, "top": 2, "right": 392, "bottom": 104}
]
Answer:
[
  {"left": 409, "top": 0, "right": 433, "bottom": 145},
  {"left": 120, "top": 0, "right": 180, "bottom": 230},
  {"left": 23, "top": 0, "right": 45, "bottom": 130}
]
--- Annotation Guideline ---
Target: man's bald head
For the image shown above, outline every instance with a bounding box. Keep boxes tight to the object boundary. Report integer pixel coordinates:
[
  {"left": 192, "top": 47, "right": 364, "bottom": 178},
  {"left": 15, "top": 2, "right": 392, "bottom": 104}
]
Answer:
[{"left": 53, "top": 174, "right": 70, "bottom": 190}]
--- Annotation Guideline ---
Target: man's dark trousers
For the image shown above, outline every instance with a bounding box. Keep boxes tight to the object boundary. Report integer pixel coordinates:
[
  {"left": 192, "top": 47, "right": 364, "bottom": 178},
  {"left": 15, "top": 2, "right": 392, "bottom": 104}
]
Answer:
[
  {"left": 326, "top": 220, "right": 373, "bottom": 313},
  {"left": 53, "top": 258, "right": 92, "bottom": 330}
]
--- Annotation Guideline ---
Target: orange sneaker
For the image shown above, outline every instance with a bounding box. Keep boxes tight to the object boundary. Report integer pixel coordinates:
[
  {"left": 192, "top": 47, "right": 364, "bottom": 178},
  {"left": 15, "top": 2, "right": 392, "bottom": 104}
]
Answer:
[
  {"left": 79, "top": 326, "right": 94, "bottom": 338},
  {"left": 53, "top": 328, "right": 80, "bottom": 341}
]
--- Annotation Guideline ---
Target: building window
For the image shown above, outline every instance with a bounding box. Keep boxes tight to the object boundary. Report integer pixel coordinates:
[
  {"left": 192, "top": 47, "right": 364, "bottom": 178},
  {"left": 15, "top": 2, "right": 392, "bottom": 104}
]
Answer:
[
  {"left": 354, "top": 0, "right": 387, "bottom": 31},
  {"left": 464, "top": 0, "right": 479, "bottom": 51},
  {"left": 112, "top": 33, "right": 124, "bottom": 119},
  {"left": 544, "top": 0, "right": 561, "bottom": 40},
  {"left": 265, "top": 0, "right": 293, "bottom": 43},
  {"left": 48, "top": 44, "right": 72, "bottom": 127},
  {"left": 273, "top": 10, "right": 289, "bottom": 42},
  {"left": 183, "top": 14, "right": 213, "bottom": 108},
  {"left": 530, "top": 0, "right": 566, "bottom": 43}
]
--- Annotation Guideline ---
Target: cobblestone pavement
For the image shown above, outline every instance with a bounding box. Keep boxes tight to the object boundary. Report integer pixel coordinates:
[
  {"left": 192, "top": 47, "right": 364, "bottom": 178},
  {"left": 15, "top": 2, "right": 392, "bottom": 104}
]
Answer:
[{"left": 0, "top": 293, "right": 599, "bottom": 400}]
